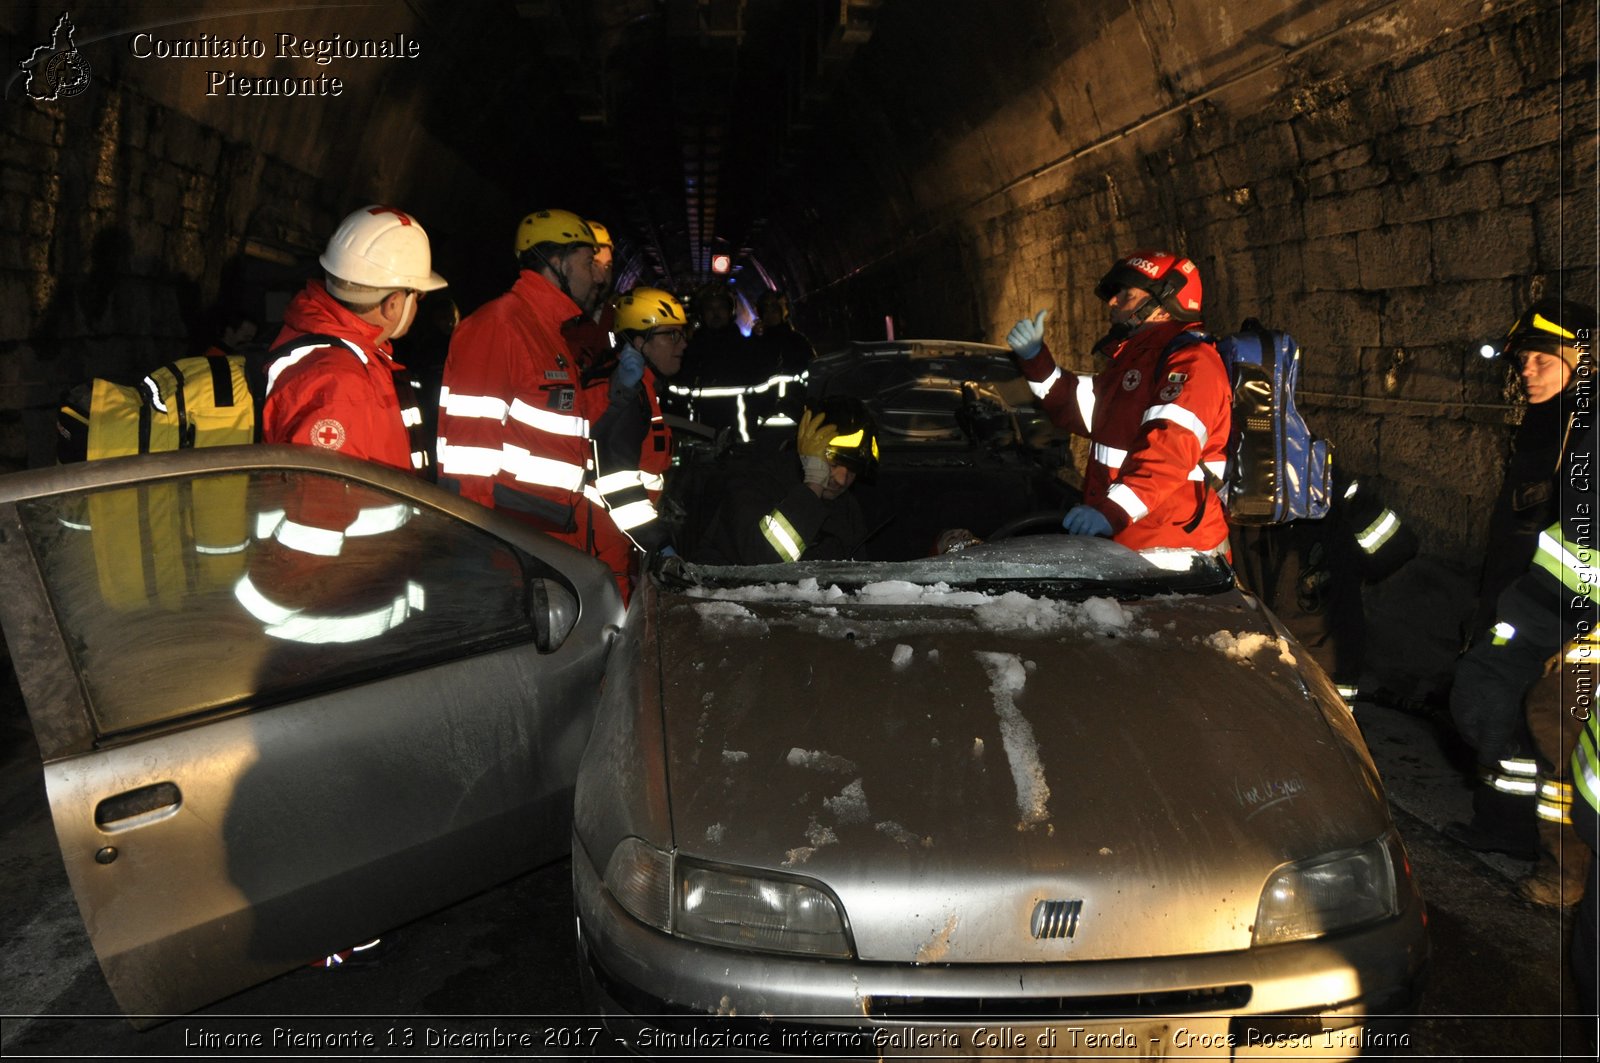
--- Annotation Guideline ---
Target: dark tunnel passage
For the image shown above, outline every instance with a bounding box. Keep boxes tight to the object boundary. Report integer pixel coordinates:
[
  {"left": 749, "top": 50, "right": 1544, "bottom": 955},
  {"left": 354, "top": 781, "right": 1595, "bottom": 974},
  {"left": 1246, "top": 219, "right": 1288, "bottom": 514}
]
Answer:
[{"left": 0, "top": 0, "right": 1595, "bottom": 700}]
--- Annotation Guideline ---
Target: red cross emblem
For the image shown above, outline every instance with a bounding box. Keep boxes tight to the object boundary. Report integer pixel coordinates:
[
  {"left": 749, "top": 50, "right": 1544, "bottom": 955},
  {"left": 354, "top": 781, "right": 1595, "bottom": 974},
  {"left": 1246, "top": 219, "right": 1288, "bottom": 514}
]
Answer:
[{"left": 311, "top": 418, "right": 346, "bottom": 450}]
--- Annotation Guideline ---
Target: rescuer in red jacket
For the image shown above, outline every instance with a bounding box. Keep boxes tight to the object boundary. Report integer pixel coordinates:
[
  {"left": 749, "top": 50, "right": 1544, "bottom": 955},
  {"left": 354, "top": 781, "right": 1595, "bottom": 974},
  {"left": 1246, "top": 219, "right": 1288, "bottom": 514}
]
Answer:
[
  {"left": 1006, "top": 250, "right": 1230, "bottom": 554},
  {"left": 264, "top": 204, "right": 446, "bottom": 474},
  {"left": 436, "top": 210, "right": 599, "bottom": 550},
  {"left": 253, "top": 204, "right": 445, "bottom": 648}
]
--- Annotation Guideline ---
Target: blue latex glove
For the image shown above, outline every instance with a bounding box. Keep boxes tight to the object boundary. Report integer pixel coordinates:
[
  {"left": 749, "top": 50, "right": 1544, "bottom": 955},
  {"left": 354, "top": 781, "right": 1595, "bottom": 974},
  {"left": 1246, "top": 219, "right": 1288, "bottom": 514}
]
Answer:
[
  {"left": 610, "top": 346, "right": 646, "bottom": 398},
  {"left": 1062, "top": 504, "right": 1113, "bottom": 537},
  {"left": 657, "top": 544, "right": 678, "bottom": 558},
  {"left": 1006, "top": 310, "right": 1048, "bottom": 360}
]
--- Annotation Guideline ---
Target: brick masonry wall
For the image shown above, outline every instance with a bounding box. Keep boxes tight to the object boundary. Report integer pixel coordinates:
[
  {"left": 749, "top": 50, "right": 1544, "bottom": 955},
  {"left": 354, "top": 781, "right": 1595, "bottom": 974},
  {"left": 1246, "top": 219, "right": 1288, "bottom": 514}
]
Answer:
[
  {"left": 0, "top": 87, "right": 335, "bottom": 469},
  {"left": 803, "top": 0, "right": 1595, "bottom": 696}
]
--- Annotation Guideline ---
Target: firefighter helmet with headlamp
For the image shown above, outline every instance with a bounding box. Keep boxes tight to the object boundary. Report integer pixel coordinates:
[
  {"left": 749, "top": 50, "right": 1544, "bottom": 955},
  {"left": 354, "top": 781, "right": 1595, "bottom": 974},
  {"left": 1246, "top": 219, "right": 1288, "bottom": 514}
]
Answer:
[
  {"left": 1094, "top": 249, "right": 1203, "bottom": 322},
  {"left": 319, "top": 205, "right": 447, "bottom": 294},
  {"left": 613, "top": 288, "right": 689, "bottom": 334},
  {"left": 811, "top": 398, "right": 880, "bottom": 476},
  {"left": 1502, "top": 298, "right": 1596, "bottom": 372}
]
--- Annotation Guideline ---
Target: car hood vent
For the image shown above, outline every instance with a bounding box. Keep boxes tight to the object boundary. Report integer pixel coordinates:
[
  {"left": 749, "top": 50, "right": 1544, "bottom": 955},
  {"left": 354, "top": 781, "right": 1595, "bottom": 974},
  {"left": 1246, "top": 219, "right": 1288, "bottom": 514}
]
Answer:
[{"left": 1031, "top": 899, "right": 1082, "bottom": 939}]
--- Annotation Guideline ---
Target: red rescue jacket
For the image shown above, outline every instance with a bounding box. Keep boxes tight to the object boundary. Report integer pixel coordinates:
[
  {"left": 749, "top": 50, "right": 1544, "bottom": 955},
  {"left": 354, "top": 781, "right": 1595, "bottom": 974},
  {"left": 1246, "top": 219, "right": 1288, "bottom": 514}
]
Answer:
[
  {"left": 1021, "top": 320, "right": 1231, "bottom": 553},
  {"left": 436, "top": 270, "right": 592, "bottom": 547},
  {"left": 252, "top": 283, "right": 427, "bottom": 643},
  {"left": 264, "top": 281, "right": 422, "bottom": 474}
]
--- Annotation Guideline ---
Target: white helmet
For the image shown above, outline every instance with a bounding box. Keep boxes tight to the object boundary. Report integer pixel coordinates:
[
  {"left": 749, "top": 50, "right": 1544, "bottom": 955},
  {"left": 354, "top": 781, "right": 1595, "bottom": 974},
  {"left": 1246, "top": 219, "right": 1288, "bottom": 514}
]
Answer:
[{"left": 320, "top": 205, "right": 447, "bottom": 297}]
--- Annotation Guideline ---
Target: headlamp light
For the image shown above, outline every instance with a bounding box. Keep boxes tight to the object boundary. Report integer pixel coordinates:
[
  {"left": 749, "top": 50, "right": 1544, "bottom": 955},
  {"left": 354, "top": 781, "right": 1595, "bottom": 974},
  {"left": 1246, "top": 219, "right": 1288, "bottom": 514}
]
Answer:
[{"left": 823, "top": 429, "right": 879, "bottom": 468}]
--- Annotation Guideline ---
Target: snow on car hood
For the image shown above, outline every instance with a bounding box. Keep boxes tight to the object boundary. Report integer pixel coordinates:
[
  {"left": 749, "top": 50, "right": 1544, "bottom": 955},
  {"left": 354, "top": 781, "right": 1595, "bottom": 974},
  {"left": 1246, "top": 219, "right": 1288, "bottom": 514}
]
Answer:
[{"left": 652, "top": 576, "right": 1389, "bottom": 964}]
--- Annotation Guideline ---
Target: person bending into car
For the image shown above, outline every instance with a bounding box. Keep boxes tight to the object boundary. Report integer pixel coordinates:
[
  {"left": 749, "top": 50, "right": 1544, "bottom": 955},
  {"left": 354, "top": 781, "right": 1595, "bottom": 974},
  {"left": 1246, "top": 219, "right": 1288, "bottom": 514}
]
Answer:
[
  {"left": 1006, "top": 249, "right": 1231, "bottom": 555},
  {"left": 585, "top": 286, "right": 688, "bottom": 601},
  {"left": 698, "top": 400, "right": 874, "bottom": 565}
]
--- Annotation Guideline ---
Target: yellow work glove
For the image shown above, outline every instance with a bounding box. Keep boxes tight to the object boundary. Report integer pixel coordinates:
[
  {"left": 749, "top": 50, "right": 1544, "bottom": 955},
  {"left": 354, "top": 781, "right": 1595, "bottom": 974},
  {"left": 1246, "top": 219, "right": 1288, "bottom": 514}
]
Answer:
[{"left": 796, "top": 409, "right": 838, "bottom": 487}]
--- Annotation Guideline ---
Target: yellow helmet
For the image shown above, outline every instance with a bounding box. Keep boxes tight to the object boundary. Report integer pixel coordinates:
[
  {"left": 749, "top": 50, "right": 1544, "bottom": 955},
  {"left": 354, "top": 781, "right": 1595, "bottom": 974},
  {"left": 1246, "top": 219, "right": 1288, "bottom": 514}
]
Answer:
[
  {"left": 585, "top": 219, "right": 613, "bottom": 248},
  {"left": 513, "top": 209, "right": 596, "bottom": 256},
  {"left": 613, "top": 287, "right": 689, "bottom": 333}
]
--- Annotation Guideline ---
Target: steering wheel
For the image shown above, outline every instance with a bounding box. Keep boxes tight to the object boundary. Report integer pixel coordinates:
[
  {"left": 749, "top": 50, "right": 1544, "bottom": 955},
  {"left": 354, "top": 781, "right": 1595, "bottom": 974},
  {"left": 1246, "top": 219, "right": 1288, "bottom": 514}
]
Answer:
[{"left": 986, "top": 509, "right": 1066, "bottom": 540}]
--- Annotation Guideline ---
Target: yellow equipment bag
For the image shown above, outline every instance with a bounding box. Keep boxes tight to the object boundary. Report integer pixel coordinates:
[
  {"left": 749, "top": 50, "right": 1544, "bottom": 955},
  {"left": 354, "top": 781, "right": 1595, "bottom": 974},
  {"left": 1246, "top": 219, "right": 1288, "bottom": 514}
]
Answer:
[{"left": 55, "top": 355, "right": 256, "bottom": 610}]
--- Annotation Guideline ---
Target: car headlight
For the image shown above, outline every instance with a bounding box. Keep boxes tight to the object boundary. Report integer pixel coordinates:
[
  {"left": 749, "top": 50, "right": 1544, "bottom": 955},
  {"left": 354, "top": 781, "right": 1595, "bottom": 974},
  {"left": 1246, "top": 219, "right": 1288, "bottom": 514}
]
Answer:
[
  {"left": 677, "top": 860, "right": 852, "bottom": 958},
  {"left": 1252, "top": 833, "right": 1403, "bottom": 945},
  {"left": 600, "top": 839, "right": 852, "bottom": 958}
]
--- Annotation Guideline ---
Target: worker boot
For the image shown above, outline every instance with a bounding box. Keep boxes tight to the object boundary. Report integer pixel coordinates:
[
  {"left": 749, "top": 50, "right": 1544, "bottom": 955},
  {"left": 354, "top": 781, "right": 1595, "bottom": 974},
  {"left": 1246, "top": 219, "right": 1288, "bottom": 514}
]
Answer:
[
  {"left": 1444, "top": 782, "right": 1540, "bottom": 861},
  {"left": 1515, "top": 817, "right": 1592, "bottom": 908}
]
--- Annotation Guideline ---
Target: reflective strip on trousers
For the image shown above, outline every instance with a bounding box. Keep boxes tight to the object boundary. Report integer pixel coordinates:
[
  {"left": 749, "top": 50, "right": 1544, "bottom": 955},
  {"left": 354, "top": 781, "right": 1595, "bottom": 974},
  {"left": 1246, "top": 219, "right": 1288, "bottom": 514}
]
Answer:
[
  {"left": 1484, "top": 757, "right": 1540, "bottom": 796},
  {"left": 1536, "top": 778, "right": 1573, "bottom": 824}
]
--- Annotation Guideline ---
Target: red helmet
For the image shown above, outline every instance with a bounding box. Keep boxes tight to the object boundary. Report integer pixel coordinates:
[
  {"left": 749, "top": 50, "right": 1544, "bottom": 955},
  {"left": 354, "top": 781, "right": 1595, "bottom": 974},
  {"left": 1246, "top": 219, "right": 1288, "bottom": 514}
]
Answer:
[{"left": 1095, "top": 250, "right": 1203, "bottom": 322}]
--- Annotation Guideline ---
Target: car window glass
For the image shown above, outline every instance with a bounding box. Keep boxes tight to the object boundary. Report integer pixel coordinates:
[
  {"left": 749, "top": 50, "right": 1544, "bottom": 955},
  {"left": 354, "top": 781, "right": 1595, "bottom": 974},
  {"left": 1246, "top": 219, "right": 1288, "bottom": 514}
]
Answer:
[{"left": 18, "top": 469, "right": 542, "bottom": 738}]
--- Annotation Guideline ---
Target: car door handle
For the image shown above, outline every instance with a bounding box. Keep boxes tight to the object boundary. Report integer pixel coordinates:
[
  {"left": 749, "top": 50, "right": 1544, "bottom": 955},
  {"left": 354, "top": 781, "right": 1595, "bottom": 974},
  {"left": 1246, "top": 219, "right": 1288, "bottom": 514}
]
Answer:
[{"left": 94, "top": 781, "right": 182, "bottom": 831}]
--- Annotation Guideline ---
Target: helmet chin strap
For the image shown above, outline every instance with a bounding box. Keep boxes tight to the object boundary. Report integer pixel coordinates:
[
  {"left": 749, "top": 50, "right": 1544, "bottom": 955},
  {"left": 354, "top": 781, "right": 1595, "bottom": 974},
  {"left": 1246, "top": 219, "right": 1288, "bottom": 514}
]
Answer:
[
  {"left": 1093, "top": 290, "right": 1166, "bottom": 354},
  {"left": 396, "top": 290, "right": 417, "bottom": 337},
  {"left": 1124, "top": 287, "right": 1166, "bottom": 328},
  {"left": 525, "top": 245, "right": 578, "bottom": 304}
]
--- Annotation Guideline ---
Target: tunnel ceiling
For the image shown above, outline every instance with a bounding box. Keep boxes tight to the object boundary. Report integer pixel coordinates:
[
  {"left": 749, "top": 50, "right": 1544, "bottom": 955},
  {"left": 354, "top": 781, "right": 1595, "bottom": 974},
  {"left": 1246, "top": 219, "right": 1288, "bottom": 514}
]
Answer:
[
  {"left": 415, "top": 0, "right": 1197, "bottom": 303},
  {"left": 419, "top": 0, "right": 886, "bottom": 297}
]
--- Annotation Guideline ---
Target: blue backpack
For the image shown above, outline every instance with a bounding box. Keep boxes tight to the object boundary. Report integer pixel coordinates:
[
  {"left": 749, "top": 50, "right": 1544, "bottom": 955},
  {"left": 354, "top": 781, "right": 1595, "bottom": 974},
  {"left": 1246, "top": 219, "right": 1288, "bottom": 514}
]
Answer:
[{"left": 1164, "top": 320, "right": 1334, "bottom": 525}]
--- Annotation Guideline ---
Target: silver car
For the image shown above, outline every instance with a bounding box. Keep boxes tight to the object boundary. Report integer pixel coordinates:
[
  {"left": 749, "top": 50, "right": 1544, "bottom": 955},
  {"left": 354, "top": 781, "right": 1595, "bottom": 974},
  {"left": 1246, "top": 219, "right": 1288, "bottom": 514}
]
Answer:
[
  {"left": 0, "top": 445, "right": 621, "bottom": 1022},
  {"left": 571, "top": 346, "right": 1427, "bottom": 1058}
]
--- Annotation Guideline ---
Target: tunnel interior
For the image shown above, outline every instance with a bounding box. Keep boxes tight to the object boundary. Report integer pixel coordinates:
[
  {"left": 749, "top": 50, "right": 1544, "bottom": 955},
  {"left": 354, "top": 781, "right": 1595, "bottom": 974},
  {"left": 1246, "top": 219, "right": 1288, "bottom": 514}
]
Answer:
[{"left": 1, "top": 0, "right": 1594, "bottom": 698}]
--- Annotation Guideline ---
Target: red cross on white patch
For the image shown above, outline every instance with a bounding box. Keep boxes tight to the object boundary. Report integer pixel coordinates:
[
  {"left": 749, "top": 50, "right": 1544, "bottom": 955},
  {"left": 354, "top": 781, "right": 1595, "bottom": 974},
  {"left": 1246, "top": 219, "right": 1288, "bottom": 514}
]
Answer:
[{"left": 311, "top": 418, "right": 347, "bottom": 450}]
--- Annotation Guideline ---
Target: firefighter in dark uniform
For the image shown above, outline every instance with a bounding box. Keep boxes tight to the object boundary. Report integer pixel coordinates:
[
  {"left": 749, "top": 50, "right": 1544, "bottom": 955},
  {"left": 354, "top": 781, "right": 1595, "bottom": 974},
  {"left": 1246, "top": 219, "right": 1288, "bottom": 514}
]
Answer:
[
  {"left": 698, "top": 400, "right": 875, "bottom": 565},
  {"left": 1447, "top": 298, "right": 1597, "bottom": 908}
]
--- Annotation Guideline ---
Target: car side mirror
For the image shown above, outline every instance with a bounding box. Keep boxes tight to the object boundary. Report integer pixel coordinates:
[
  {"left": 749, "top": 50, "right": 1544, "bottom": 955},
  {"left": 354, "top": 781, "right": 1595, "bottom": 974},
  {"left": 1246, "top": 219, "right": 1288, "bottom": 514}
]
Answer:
[{"left": 528, "top": 577, "right": 580, "bottom": 651}]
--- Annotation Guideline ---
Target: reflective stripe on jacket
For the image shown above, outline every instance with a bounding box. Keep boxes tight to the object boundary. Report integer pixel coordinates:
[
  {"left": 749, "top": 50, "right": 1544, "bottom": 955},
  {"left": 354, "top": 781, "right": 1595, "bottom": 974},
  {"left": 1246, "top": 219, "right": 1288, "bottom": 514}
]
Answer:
[
  {"left": 589, "top": 358, "right": 674, "bottom": 556},
  {"left": 1533, "top": 523, "right": 1596, "bottom": 603}
]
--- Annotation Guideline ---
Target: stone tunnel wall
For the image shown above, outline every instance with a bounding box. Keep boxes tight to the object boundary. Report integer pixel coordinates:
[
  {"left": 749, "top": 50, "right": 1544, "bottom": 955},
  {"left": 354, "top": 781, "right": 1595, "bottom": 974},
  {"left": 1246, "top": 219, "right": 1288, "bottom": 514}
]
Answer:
[{"left": 793, "top": 0, "right": 1596, "bottom": 697}]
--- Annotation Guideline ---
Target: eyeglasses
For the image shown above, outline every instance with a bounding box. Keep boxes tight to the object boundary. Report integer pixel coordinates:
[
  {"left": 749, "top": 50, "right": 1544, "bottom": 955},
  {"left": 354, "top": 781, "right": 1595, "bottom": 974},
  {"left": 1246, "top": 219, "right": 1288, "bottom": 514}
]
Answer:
[{"left": 648, "top": 328, "right": 688, "bottom": 344}]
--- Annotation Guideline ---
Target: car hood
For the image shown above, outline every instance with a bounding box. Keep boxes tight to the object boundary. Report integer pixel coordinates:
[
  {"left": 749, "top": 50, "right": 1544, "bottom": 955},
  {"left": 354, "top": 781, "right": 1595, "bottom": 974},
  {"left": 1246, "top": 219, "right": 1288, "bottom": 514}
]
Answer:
[{"left": 653, "top": 582, "right": 1389, "bottom": 963}]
